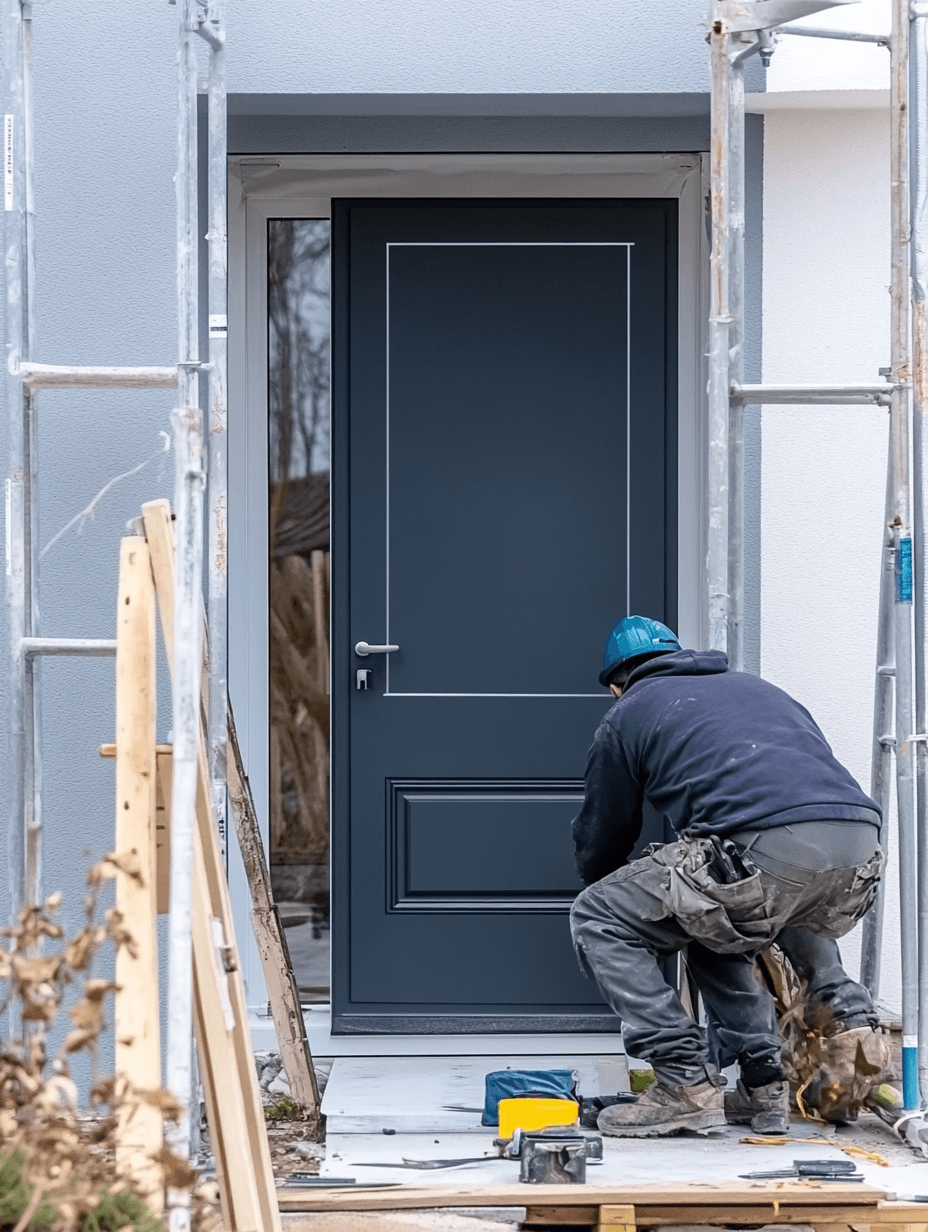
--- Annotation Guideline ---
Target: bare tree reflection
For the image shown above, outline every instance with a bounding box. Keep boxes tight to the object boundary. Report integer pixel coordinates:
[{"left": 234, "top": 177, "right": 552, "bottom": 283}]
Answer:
[{"left": 268, "top": 220, "right": 331, "bottom": 1000}]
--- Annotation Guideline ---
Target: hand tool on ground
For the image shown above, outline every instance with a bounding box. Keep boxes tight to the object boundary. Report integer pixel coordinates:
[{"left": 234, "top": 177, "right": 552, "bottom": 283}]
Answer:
[
  {"left": 739, "top": 1159, "right": 863, "bottom": 1181},
  {"left": 281, "top": 1176, "right": 400, "bottom": 1188},
  {"left": 352, "top": 1156, "right": 507, "bottom": 1170},
  {"left": 516, "top": 1127, "right": 590, "bottom": 1185}
]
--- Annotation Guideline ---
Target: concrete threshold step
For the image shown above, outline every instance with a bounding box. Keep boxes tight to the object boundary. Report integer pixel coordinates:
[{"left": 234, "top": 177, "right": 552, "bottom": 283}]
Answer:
[{"left": 319, "top": 1054, "right": 629, "bottom": 1135}]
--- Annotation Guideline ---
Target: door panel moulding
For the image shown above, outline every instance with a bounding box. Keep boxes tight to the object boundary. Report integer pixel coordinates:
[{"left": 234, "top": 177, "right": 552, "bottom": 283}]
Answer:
[{"left": 228, "top": 153, "right": 709, "bottom": 1048}]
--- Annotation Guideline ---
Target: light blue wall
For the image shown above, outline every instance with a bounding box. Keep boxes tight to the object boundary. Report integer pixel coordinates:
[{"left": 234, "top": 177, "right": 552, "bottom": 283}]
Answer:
[{"left": 0, "top": 2, "right": 177, "bottom": 1069}]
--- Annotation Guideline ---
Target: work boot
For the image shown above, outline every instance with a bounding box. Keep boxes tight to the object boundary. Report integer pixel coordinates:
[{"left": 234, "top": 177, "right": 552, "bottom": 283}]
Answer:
[
  {"left": 724, "top": 1078, "right": 790, "bottom": 1134},
  {"left": 597, "top": 1072, "right": 726, "bottom": 1138},
  {"left": 805, "top": 1025, "right": 892, "bottom": 1123}
]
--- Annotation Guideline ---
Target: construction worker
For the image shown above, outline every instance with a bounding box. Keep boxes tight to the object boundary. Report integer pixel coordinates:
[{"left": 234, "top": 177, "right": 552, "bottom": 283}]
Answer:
[{"left": 570, "top": 615, "right": 889, "bottom": 1137}]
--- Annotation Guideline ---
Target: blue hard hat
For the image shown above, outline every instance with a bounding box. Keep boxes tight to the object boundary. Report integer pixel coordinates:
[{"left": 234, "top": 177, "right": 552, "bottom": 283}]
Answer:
[{"left": 599, "top": 615, "right": 681, "bottom": 686}]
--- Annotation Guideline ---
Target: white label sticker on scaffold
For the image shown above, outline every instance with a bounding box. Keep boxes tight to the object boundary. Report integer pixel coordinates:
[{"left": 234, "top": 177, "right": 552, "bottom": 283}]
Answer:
[
  {"left": 209, "top": 313, "right": 227, "bottom": 338},
  {"left": 4, "top": 116, "right": 13, "bottom": 211}
]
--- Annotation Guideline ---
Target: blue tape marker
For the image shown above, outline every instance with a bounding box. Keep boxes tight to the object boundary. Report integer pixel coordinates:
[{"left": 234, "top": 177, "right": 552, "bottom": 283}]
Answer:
[
  {"left": 898, "top": 536, "right": 914, "bottom": 603},
  {"left": 904, "top": 1045, "right": 919, "bottom": 1109}
]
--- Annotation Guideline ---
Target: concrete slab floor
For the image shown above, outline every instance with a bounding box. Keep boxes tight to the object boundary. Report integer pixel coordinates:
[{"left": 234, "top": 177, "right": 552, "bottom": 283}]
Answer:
[
  {"left": 321, "top": 1055, "right": 630, "bottom": 1134},
  {"left": 313, "top": 1121, "right": 928, "bottom": 1194},
  {"left": 283, "top": 1056, "right": 928, "bottom": 1202}
]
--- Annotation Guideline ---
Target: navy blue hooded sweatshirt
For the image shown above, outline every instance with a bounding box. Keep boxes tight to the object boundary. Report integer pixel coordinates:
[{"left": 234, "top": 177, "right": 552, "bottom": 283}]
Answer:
[{"left": 571, "top": 649, "right": 880, "bottom": 886}]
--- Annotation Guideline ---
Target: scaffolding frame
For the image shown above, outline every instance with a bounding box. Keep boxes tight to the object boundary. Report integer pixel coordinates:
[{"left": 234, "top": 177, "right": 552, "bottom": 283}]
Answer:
[
  {"left": 2, "top": 0, "right": 228, "bottom": 1225},
  {"left": 709, "top": 0, "right": 927, "bottom": 1111}
]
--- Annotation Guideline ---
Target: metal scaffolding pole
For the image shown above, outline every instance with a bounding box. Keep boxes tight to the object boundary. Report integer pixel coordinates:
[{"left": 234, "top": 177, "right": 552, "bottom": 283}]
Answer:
[
  {"left": 859, "top": 454, "right": 895, "bottom": 998},
  {"left": 708, "top": 1, "right": 732, "bottom": 658},
  {"left": 21, "top": 0, "right": 41, "bottom": 911},
  {"left": 910, "top": 0, "right": 928, "bottom": 1106},
  {"left": 887, "top": 0, "right": 918, "bottom": 1110},
  {"left": 166, "top": 0, "right": 203, "bottom": 1225},
  {"left": 727, "top": 46, "right": 746, "bottom": 672},
  {"left": 4, "top": 0, "right": 28, "bottom": 920},
  {"left": 205, "top": 0, "right": 228, "bottom": 856}
]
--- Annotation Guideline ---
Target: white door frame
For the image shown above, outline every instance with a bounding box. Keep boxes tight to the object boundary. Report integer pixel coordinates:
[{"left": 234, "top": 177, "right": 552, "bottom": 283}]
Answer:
[{"left": 228, "top": 152, "right": 709, "bottom": 1054}]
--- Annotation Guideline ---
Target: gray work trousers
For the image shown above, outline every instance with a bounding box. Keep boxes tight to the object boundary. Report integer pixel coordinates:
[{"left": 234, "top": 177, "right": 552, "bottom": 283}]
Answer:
[{"left": 569, "top": 825, "right": 883, "bottom": 1086}]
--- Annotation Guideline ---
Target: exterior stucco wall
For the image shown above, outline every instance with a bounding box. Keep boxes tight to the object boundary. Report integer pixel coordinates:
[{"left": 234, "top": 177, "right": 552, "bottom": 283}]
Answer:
[
  {"left": 0, "top": 3, "right": 178, "bottom": 1068},
  {"left": 226, "top": 0, "right": 710, "bottom": 97},
  {"left": 761, "top": 107, "right": 895, "bottom": 1009}
]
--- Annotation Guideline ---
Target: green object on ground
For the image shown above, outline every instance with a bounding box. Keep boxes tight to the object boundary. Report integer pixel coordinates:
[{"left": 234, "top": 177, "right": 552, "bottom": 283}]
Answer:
[
  {"left": 874, "top": 1082, "right": 903, "bottom": 1107},
  {"left": 629, "top": 1068, "right": 656, "bottom": 1092},
  {"left": 0, "top": 1149, "right": 58, "bottom": 1229},
  {"left": 81, "top": 1190, "right": 164, "bottom": 1232}
]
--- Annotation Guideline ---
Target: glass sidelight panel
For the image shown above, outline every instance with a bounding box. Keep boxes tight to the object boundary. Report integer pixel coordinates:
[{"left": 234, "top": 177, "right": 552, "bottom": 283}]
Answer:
[{"left": 267, "top": 219, "right": 331, "bottom": 1002}]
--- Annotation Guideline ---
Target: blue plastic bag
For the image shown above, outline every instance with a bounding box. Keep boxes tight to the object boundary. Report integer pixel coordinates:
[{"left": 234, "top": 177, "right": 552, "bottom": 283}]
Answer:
[{"left": 481, "top": 1068, "right": 579, "bottom": 1127}]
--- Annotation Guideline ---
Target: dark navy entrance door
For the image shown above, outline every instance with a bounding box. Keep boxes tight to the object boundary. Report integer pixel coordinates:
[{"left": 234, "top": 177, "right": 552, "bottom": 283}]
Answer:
[{"left": 331, "top": 200, "right": 677, "bottom": 1033}]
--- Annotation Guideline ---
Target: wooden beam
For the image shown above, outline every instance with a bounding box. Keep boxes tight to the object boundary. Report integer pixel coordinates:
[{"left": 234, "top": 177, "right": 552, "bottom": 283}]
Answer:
[
  {"left": 524, "top": 1207, "right": 598, "bottom": 1226},
  {"left": 113, "top": 536, "right": 163, "bottom": 1214},
  {"left": 597, "top": 1205, "right": 636, "bottom": 1232},
  {"left": 277, "top": 1182, "right": 887, "bottom": 1215},
  {"left": 867, "top": 1224, "right": 928, "bottom": 1232},
  {"left": 142, "top": 499, "right": 282, "bottom": 1232},
  {"left": 100, "top": 743, "right": 172, "bottom": 913},
  {"left": 142, "top": 499, "right": 177, "bottom": 668},
  {"left": 190, "top": 821, "right": 266, "bottom": 1232},
  {"left": 623, "top": 1208, "right": 880, "bottom": 1226},
  {"left": 155, "top": 750, "right": 172, "bottom": 914},
  {"left": 227, "top": 706, "right": 320, "bottom": 1113}
]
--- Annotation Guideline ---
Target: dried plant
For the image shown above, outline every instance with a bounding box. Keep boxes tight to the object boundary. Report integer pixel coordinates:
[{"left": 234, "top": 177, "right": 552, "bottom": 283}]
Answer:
[
  {"left": 0, "top": 860, "right": 220, "bottom": 1232},
  {"left": 758, "top": 945, "right": 889, "bottom": 1123}
]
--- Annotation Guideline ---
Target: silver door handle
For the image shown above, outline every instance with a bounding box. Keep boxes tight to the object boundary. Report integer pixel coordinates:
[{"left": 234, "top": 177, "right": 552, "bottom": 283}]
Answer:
[{"left": 355, "top": 641, "right": 400, "bottom": 657}]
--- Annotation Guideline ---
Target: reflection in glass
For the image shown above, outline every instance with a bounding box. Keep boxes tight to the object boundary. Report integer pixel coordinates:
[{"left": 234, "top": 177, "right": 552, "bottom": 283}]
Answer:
[{"left": 268, "top": 219, "right": 331, "bottom": 1003}]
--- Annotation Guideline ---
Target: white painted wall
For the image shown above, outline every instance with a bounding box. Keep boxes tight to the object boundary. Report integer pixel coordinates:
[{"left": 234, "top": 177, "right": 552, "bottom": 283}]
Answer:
[
  {"left": 766, "top": 0, "right": 890, "bottom": 93},
  {"left": 761, "top": 105, "right": 898, "bottom": 1010}
]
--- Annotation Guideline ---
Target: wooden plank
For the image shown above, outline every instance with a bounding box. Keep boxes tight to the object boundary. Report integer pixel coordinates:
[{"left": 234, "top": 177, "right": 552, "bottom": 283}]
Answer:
[
  {"left": 155, "top": 751, "right": 172, "bottom": 914},
  {"left": 866, "top": 1224, "right": 928, "bottom": 1232},
  {"left": 101, "top": 743, "right": 172, "bottom": 914},
  {"left": 190, "top": 820, "right": 266, "bottom": 1232},
  {"left": 277, "top": 1183, "right": 887, "bottom": 1215},
  {"left": 142, "top": 499, "right": 176, "bottom": 667},
  {"left": 597, "top": 1204, "right": 636, "bottom": 1232},
  {"left": 113, "top": 536, "right": 163, "bottom": 1214},
  {"left": 639, "top": 1208, "right": 880, "bottom": 1226},
  {"left": 142, "top": 498, "right": 282, "bottom": 1232},
  {"left": 227, "top": 706, "right": 320, "bottom": 1113},
  {"left": 101, "top": 744, "right": 173, "bottom": 756},
  {"left": 524, "top": 1208, "right": 597, "bottom": 1226},
  {"left": 868, "top": 1223, "right": 928, "bottom": 1231},
  {"left": 148, "top": 726, "right": 321, "bottom": 1115}
]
